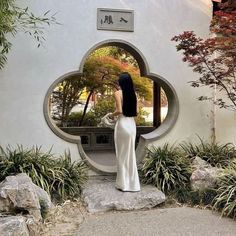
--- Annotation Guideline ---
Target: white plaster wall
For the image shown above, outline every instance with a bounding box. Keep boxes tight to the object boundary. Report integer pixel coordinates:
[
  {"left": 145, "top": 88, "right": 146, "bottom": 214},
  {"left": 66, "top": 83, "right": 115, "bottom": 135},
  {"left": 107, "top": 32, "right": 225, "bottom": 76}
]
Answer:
[
  {"left": 215, "top": 93, "right": 236, "bottom": 145},
  {"left": 216, "top": 109, "right": 236, "bottom": 145},
  {"left": 0, "top": 0, "right": 215, "bottom": 160}
]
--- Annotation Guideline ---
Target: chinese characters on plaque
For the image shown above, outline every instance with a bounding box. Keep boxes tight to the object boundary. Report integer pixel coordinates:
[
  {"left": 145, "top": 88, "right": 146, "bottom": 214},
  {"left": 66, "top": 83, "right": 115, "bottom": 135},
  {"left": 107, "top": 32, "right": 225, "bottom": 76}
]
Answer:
[{"left": 97, "top": 8, "right": 134, "bottom": 32}]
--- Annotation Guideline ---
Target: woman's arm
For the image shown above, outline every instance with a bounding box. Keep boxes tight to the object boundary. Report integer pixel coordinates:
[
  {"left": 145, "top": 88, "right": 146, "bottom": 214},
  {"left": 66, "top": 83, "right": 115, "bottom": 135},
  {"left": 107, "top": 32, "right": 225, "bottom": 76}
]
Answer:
[{"left": 110, "top": 90, "right": 122, "bottom": 118}]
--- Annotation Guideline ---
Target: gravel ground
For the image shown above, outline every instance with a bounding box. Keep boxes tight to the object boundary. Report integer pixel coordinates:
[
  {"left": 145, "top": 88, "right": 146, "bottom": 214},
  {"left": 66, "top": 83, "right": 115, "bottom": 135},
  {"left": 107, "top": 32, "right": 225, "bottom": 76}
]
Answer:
[{"left": 76, "top": 207, "right": 236, "bottom": 236}]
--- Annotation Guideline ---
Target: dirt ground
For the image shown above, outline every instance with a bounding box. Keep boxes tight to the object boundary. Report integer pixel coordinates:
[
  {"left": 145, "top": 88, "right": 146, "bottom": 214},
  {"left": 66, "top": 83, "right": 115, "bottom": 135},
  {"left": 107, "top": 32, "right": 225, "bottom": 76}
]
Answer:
[{"left": 40, "top": 199, "right": 87, "bottom": 236}]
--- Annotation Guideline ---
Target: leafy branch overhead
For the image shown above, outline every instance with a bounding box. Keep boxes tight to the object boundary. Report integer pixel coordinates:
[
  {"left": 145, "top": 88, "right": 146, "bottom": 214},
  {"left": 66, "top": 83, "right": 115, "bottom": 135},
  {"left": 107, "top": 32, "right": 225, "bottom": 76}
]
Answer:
[
  {"left": 0, "top": 0, "right": 58, "bottom": 69},
  {"left": 172, "top": 8, "right": 236, "bottom": 111}
]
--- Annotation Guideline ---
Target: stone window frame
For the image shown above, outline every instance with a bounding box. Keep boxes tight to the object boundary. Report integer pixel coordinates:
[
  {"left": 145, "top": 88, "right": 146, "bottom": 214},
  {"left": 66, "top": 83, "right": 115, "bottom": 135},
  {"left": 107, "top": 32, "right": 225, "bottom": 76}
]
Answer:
[{"left": 43, "top": 39, "right": 179, "bottom": 173}]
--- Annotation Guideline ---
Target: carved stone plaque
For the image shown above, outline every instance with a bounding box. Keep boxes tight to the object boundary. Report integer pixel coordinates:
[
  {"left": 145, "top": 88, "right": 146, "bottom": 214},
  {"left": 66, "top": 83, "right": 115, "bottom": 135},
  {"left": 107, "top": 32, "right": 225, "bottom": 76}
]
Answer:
[{"left": 97, "top": 8, "right": 134, "bottom": 32}]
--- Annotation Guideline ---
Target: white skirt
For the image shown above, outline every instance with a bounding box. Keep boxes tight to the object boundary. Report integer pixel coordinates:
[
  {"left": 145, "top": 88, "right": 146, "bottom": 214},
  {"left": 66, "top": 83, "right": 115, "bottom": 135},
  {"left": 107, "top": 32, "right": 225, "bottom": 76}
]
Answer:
[{"left": 114, "top": 115, "right": 141, "bottom": 191}]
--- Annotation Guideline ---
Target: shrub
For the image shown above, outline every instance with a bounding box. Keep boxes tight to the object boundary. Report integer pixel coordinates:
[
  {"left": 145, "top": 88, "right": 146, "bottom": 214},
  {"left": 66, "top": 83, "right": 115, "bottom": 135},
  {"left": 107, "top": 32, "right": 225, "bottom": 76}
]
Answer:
[
  {"left": 65, "top": 99, "right": 115, "bottom": 127},
  {"left": 135, "top": 108, "right": 152, "bottom": 126},
  {"left": 213, "top": 159, "right": 236, "bottom": 218},
  {"left": 181, "top": 138, "right": 236, "bottom": 167},
  {"left": 174, "top": 187, "right": 217, "bottom": 206},
  {"left": 91, "top": 98, "right": 115, "bottom": 121},
  {"left": 0, "top": 145, "right": 88, "bottom": 201},
  {"left": 67, "top": 100, "right": 153, "bottom": 127},
  {"left": 139, "top": 144, "right": 192, "bottom": 193},
  {"left": 67, "top": 111, "right": 97, "bottom": 126}
]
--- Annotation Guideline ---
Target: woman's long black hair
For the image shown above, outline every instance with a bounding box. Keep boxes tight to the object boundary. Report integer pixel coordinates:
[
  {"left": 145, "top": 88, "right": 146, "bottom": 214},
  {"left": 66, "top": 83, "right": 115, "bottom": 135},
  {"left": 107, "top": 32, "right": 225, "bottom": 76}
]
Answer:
[{"left": 118, "top": 72, "right": 137, "bottom": 117}]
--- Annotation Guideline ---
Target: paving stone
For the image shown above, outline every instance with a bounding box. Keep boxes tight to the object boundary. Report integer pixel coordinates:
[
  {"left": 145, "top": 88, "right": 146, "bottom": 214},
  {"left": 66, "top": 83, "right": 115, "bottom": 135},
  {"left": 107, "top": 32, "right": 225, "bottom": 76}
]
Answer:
[
  {"left": 76, "top": 207, "right": 236, "bottom": 236},
  {"left": 82, "top": 176, "right": 165, "bottom": 213}
]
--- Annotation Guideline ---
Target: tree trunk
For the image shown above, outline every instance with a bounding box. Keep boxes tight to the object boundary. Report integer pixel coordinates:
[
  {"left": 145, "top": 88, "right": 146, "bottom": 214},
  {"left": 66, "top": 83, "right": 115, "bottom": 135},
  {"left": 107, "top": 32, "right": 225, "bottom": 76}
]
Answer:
[{"left": 79, "top": 90, "right": 94, "bottom": 126}]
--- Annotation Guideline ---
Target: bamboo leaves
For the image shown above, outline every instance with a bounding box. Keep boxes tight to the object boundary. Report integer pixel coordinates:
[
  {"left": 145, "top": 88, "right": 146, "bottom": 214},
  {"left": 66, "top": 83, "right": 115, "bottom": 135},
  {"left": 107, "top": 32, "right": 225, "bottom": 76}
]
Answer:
[{"left": 0, "top": 0, "right": 58, "bottom": 69}]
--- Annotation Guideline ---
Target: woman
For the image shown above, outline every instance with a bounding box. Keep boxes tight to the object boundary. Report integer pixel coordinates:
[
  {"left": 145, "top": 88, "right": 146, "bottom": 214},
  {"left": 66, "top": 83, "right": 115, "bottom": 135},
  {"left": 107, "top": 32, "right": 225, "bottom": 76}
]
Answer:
[{"left": 109, "top": 72, "right": 141, "bottom": 192}]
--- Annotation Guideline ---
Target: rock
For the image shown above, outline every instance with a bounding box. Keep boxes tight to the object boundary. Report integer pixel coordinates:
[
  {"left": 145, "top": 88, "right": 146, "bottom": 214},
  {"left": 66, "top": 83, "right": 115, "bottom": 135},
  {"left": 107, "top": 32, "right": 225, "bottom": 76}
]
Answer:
[
  {"left": 25, "top": 216, "right": 41, "bottom": 236},
  {"left": 0, "top": 173, "right": 41, "bottom": 221},
  {"left": 190, "top": 157, "right": 222, "bottom": 190},
  {"left": 0, "top": 174, "right": 53, "bottom": 235},
  {"left": 33, "top": 184, "right": 54, "bottom": 211},
  {"left": 192, "top": 156, "right": 211, "bottom": 169},
  {"left": 0, "top": 216, "right": 29, "bottom": 236},
  {"left": 82, "top": 177, "right": 165, "bottom": 213}
]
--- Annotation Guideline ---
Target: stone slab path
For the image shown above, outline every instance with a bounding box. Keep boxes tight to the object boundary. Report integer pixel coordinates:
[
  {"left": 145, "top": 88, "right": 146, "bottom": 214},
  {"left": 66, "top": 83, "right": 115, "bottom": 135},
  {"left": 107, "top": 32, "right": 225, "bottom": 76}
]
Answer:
[
  {"left": 41, "top": 177, "right": 236, "bottom": 236},
  {"left": 76, "top": 207, "right": 236, "bottom": 236},
  {"left": 82, "top": 176, "right": 165, "bottom": 213}
]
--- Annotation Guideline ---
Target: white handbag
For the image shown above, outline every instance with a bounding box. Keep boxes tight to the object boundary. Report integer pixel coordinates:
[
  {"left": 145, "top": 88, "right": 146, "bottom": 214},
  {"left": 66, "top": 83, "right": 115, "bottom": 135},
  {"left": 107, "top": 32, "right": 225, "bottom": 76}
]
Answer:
[{"left": 98, "top": 113, "right": 116, "bottom": 129}]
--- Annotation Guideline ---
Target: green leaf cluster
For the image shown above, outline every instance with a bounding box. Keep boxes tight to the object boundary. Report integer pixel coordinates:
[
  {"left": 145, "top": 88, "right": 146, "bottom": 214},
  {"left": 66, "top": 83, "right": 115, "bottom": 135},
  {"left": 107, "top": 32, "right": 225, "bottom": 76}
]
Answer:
[
  {"left": 140, "top": 144, "right": 192, "bottom": 193},
  {"left": 65, "top": 98, "right": 152, "bottom": 127},
  {"left": 67, "top": 111, "right": 98, "bottom": 126},
  {"left": 213, "top": 159, "right": 236, "bottom": 218},
  {"left": 140, "top": 139, "right": 236, "bottom": 219},
  {"left": 0, "top": 145, "right": 88, "bottom": 201},
  {"left": 181, "top": 137, "right": 236, "bottom": 168}
]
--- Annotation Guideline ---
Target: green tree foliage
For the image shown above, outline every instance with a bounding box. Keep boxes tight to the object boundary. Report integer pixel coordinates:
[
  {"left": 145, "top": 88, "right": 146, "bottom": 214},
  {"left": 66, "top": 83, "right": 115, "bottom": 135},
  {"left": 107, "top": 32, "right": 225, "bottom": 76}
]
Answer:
[
  {"left": 66, "top": 99, "right": 115, "bottom": 127},
  {"left": 51, "top": 75, "right": 87, "bottom": 125},
  {"left": 135, "top": 107, "right": 152, "bottom": 126},
  {"left": 0, "top": 0, "right": 57, "bottom": 69},
  {"left": 90, "top": 46, "right": 138, "bottom": 67},
  {"left": 90, "top": 98, "right": 115, "bottom": 124}
]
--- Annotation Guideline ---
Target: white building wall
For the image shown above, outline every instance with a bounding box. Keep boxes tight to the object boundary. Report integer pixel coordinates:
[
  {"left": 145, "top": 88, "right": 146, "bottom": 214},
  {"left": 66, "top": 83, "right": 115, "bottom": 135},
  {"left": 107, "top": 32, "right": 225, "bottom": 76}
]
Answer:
[
  {"left": 0, "top": 0, "right": 227, "bottom": 162},
  {"left": 215, "top": 96, "right": 236, "bottom": 145}
]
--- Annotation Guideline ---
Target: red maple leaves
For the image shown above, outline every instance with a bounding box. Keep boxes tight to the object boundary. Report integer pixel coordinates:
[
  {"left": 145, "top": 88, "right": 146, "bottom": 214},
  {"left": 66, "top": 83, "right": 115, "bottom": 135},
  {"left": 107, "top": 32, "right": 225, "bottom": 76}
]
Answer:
[{"left": 172, "top": 9, "right": 236, "bottom": 111}]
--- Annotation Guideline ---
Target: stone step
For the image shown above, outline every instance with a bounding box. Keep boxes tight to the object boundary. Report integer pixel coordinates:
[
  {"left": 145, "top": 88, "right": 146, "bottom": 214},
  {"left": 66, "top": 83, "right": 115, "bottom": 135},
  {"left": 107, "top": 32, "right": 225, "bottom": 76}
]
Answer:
[{"left": 81, "top": 176, "right": 165, "bottom": 213}]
